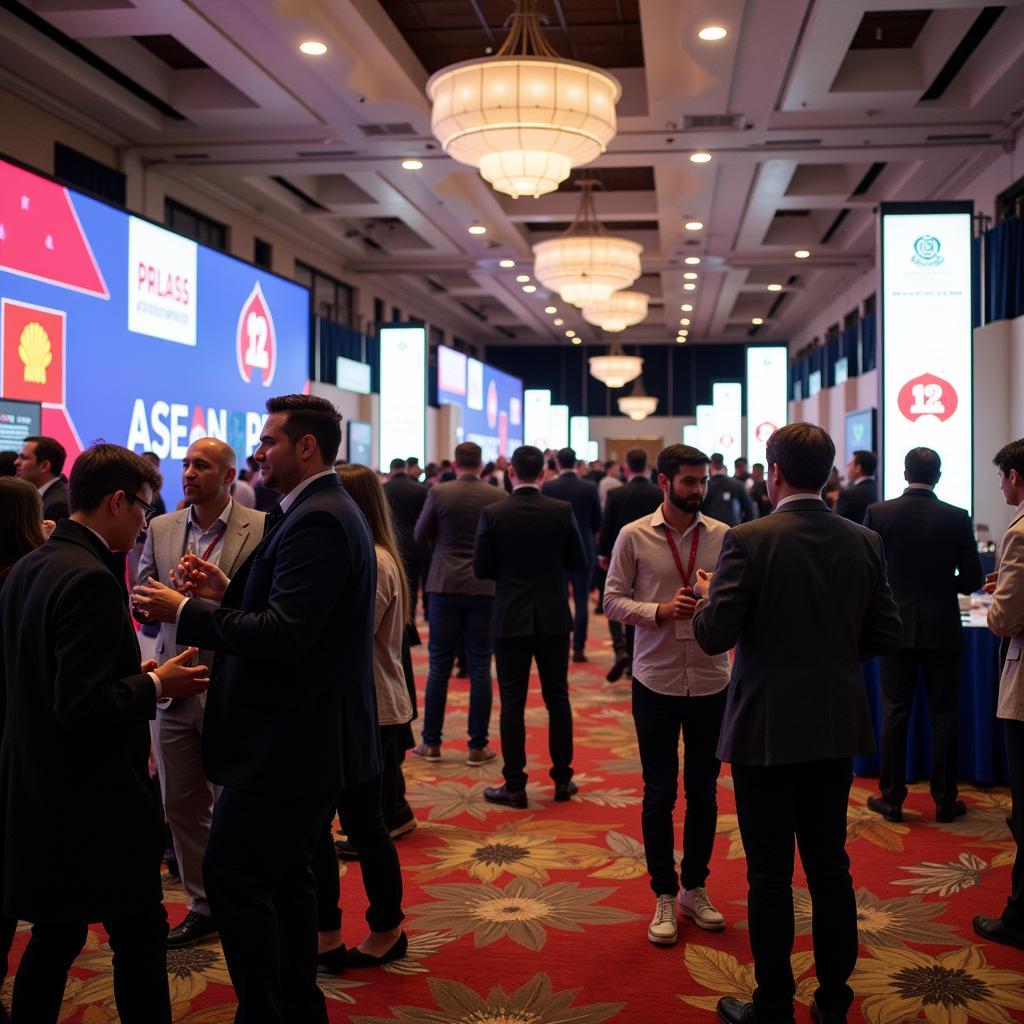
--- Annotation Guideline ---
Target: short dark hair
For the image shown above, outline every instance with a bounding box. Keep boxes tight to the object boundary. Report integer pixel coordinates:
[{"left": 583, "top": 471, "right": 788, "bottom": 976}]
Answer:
[
  {"left": 406, "top": 457, "right": 420, "bottom": 467},
  {"left": 657, "top": 444, "right": 709, "bottom": 480},
  {"left": 603, "top": 459, "right": 617, "bottom": 470},
  {"left": 765, "top": 423, "right": 835, "bottom": 491},
  {"left": 753, "top": 462, "right": 764, "bottom": 471},
  {"left": 454, "top": 441, "right": 482, "bottom": 468},
  {"left": 734, "top": 457, "right": 748, "bottom": 467},
  {"left": 389, "top": 458, "right": 406, "bottom": 472},
  {"left": 904, "top": 447, "right": 941, "bottom": 486},
  {"left": 511, "top": 445, "right": 544, "bottom": 482},
  {"left": 25, "top": 435, "right": 66, "bottom": 477},
  {"left": 625, "top": 448, "right": 647, "bottom": 473},
  {"left": 69, "top": 443, "right": 161, "bottom": 514},
  {"left": 710, "top": 452, "right": 725, "bottom": 470},
  {"left": 556, "top": 447, "right": 576, "bottom": 470},
  {"left": 852, "top": 449, "right": 878, "bottom": 476},
  {"left": 994, "top": 439, "right": 1024, "bottom": 478},
  {"left": 265, "top": 395, "right": 342, "bottom": 465}
]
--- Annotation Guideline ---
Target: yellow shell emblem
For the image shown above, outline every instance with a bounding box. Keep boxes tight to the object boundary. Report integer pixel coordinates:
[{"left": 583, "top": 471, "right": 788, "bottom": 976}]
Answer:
[{"left": 19, "top": 321, "right": 53, "bottom": 385}]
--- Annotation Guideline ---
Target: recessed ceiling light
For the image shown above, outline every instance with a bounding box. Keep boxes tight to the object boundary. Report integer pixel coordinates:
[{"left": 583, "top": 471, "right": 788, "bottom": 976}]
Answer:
[
  {"left": 767, "top": 283, "right": 782, "bottom": 291},
  {"left": 401, "top": 158, "right": 423, "bottom": 171},
  {"left": 468, "top": 223, "right": 487, "bottom": 235},
  {"left": 516, "top": 274, "right": 531, "bottom": 283},
  {"left": 698, "top": 26, "right": 728, "bottom": 41},
  {"left": 544, "top": 305, "right": 557, "bottom": 314},
  {"left": 299, "top": 40, "right": 328, "bottom": 55},
  {"left": 684, "top": 221, "right": 704, "bottom": 231},
  {"left": 522, "top": 284, "right": 537, "bottom": 293},
  {"left": 571, "top": 337, "right": 582, "bottom": 345},
  {"left": 553, "top": 318, "right": 564, "bottom": 326},
  {"left": 681, "top": 303, "right": 693, "bottom": 312},
  {"left": 690, "top": 152, "right": 712, "bottom": 164},
  {"left": 684, "top": 256, "right": 701, "bottom": 265},
  {"left": 676, "top": 336, "right": 687, "bottom": 343},
  {"left": 683, "top": 272, "right": 698, "bottom": 280},
  {"left": 565, "top": 329, "right": 576, "bottom": 337},
  {"left": 499, "top": 259, "right": 515, "bottom": 268},
  {"left": 794, "top": 249, "right": 810, "bottom": 258},
  {"left": 751, "top": 317, "right": 764, "bottom": 325},
  {"left": 681, "top": 318, "right": 690, "bottom": 325},
  {"left": 683, "top": 282, "right": 697, "bottom": 291}
]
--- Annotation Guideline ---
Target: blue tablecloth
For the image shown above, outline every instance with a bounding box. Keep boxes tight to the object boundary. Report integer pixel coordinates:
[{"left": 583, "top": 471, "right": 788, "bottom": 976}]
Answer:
[{"left": 853, "top": 626, "right": 1008, "bottom": 786}]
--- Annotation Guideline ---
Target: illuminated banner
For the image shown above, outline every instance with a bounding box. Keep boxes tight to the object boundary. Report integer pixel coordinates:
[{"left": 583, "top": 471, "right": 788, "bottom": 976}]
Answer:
[
  {"left": 570, "top": 415, "right": 589, "bottom": 456},
  {"left": 379, "top": 325, "right": 425, "bottom": 467},
  {"left": 524, "top": 388, "right": 552, "bottom": 449},
  {"left": 712, "top": 382, "right": 742, "bottom": 468},
  {"left": 880, "top": 202, "right": 973, "bottom": 510},
  {"left": 745, "top": 346, "right": 788, "bottom": 467},
  {"left": 549, "top": 405, "right": 570, "bottom": 451},
  {"left": 696, "top": 404, "right": 714, "bottom": 456},
  {"left": 682, "top": 424, "right": 700, "bottom": 448}
]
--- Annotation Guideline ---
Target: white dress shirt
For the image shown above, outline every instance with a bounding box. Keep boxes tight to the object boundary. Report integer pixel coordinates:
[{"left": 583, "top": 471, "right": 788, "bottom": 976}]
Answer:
[
  {"left": 183, "top": 498, "right": 233, "bottom": 565},
  {"left": 773, "top": 492, "right": 825, "bottom": 511}
]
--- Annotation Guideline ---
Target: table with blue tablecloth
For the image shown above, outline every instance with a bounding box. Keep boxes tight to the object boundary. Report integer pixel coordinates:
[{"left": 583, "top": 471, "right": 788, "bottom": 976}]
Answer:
[{"left": 853, "top": 610, "right": 1008, "bottom": 786}]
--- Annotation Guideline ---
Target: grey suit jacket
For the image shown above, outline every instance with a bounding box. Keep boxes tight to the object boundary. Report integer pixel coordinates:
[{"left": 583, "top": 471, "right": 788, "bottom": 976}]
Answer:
[
  {"left": 990, "top": 510, "right": 1024, "bottom": 721},
  {"left": 138, "top": 500, "right": 266, "bottom": 673}
]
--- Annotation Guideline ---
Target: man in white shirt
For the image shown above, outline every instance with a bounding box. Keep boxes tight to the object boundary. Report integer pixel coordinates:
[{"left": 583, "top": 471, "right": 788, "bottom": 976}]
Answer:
[{"left": 604, "top": 444, "right": 730, "bottom": 946}]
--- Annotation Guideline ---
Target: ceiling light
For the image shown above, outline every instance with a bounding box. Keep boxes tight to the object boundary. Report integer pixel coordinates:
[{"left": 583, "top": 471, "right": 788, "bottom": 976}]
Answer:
[
  {"left": 683, "top": 272, "right": 698, "bottom": 280},
  {"left": 571, "top": 337, "right": 582, "bottom": 345},
  {"left": 499, "top": 259, "right": 515, "bottom": 268},
  {"left": 544, "top": 305, "right": 557, "bottom": 314},
  {"left": 522, "top": 284, "right": 537, "bottom": 293},
  {"left": 683, "top": 282, "right": 697, "bottom": 291},
  {"left": 684, "top": 221, "right": 704, "bottom": 231},
  {"left": 794, "top": 249, "right": 810, "bottom": 259},
  {"left": 553, "top": 317, "right": 564, "bottom": 326},
  {"left": 565, "top": 329, "right": 576, "bottom": 337},
  {"left": 427, "top": 1, "right": 621, "bottom": 199},
  {"left": 589, "top": 342, "right": 643, "bottom": 388},
  {"left": 698, "top": 26, "right": 728, "bottom": 41},
  {"left": 767, "top": 283, "right": 782, "bottom": 291},
  {"left": 681, "top": 318, "right": 690, "bottom": 325},
  {"left": 618, "top": 376, "right": 658, "bottom": 420},
  {"left": 676, "top": 336, "right": 687, "bottom": 343},
  {"left": 690, "top": 152, "right": 712, "bottom": 164},
  {"left": 684, "top": 256, "right": 701, "bottom": 265},
  {"left": 401, "top": 158, "right": 423, "bottom": 171},
  {"left": 468, "top": 223, "right": 487, "bottom": 235},
  {"left": 751, "top": 317, "right": 764, "bottom": 325},
  {"left": 299, "top": 40, "right": 328, "bottom": 56},
  {"left": 582, "top": 290, "right": 649, "bottom": 332},
  {"left": 516, "top": 274, "right": 531, "bottom": 283},
  {"left": 681, "top": 303, "right": 693, "bottom": 312}
]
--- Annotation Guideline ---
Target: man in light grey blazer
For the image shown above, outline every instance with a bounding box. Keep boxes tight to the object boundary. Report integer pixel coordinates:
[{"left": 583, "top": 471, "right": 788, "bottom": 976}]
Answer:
[{"left": 136, "top": 438, "right": 264, "bottom": 947}]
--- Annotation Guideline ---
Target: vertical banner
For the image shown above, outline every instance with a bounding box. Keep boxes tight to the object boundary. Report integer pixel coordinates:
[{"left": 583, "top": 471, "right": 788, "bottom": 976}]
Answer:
[
  {"left": 880, "top": 202, "right": 973, "bottom": 510},
  {"left": 682, "top": 423, "right": 700, "bottom": 448},
  {"left": 696, "top": 404, "right": 715, "bottom": 456},
  {"left": 570, "top": 415, "right": 590, "bottom": 456},
  {"left": 549, "top": 405, "right": 570, "bottom": 451},
  {"left": 745, "top": 346, "right": 788, "bottom": 467},
  {"left": 524, "top": 388, "right": 552, "bottom": 449},
  {"left": 712, "top": 381, "right": 742, "bottom": 468},
  {"left": 378, "top": 324, "right": 425, "bottom": 467}
]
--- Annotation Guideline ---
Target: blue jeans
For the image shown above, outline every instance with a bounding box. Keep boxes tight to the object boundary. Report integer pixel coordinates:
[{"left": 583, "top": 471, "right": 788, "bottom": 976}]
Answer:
[
  {"left": 422, "top": 593, "right": 494, "bottom": 749},
  {"left": 565, "top": 562, "right": 594, "bottom": 653}
]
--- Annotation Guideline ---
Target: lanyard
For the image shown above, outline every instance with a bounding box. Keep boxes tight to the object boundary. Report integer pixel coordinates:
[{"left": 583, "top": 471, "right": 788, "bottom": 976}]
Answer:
[
  {"left": 189, "top": 520, "right": 227, "bottom": 562},
  {"left": 661, "top": 523, "right": 700, "bottom": 588}
]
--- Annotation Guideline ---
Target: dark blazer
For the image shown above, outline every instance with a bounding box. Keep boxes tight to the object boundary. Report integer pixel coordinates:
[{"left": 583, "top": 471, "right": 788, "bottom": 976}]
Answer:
[
  {"left": 835, "top": 477, "right": 877, "bottom": 523},
  {"left": 0, "top": 520, "right": 161, "bottom": 922},
  {"left": 702, "top": 473, "right": 756, "bottom": 527},
  {"left": 414, "top": 475, "right": 507, "bottom": 596},
  {"left": 41, "top": 476, "right": 69, "bottom": 521},
  {"left": 474, "top": 488, "right": 587, "bottom": 638},
  {"left": 863, "top": 488, "right": 983, "bottom": 651},
  {"left": 598, "top": 476, "right": 663, "bottom": 558},
  {"left": 383, "top": 472, "right": 429, "bottom": 569},
  {"left": 177, "top": 473, "right": 381, "bottom": 796},
  {"left": 542, "top": 472, "right": 602, "bottom": 560},
  {"left": 693, "top": 498, "right": 902, "bottom": 765}
]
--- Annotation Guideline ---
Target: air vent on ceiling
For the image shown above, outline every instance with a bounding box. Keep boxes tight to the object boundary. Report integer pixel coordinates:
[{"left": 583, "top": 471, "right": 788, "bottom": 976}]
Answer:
[
  {"left": 271, "top": 176, "right": 329, "bottom": 211},
  {"left": 358, "top": 123, "right": 417, "bottom": 137},
  {"left": 776, "top": 209, "right": 811, "bottom": 217},
  {"left": 172, "top": 153, "right": 210, "bottom": 160},
  {"left": 920, "top": 7, "right": 1005, "bottom": 102},
  {"left": 851, "top": 162, "right": 886, "bottom": 196},
  {"left": 683, "top": 114, "right": 744, "bottom": 130},
  {"left": 426, "top": 278, "right": 448, "bottom": 294},
  {"left": 820, "top": 208, "right": 850, "bottom": 244},
  {"left": 926, "top": 133, "right": 992, "bottom": 141},
  {"left": 763, "top": 138, "right": 823, "bottom": 146},
  {"left": 295, "top": 150, "right": 358, "bottom": 158}
]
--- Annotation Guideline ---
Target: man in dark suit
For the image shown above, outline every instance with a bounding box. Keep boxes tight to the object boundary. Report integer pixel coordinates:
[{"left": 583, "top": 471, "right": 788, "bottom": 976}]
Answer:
[
  {"left": 412, "top": 442, "right": 506, "bottom": 765},
  {"left": 0, "top": 444, "right": 209, "bottom": 1024},
  {"left": 542, "top": 447, "right": 602, "bottom": 663},
  {"left": 598, "top": 448, "right": 663, "bottom": 682},
  {"left": 474, "top": 445, "right": 587, "bottom": 807},
  {"left": 693, "top": 423, "right": 901, "bottom": 1024},
  {"left": 864, "top": 447, "right": 983, "bottom": 824},
  {"left": 702, "top": 452, "right": 756, "bottom": 527},
  {"left": 15, "top": 435, "right": 69, "bottom": 520},
  {"left": 383, "top": 457, "right": 430, "bottom": 623},
  {"left": 835, "top": 449, "right": 878, "bottom": 523},
  {"left": 134, "top": 395, "right": 381, "bottom": 1024}
]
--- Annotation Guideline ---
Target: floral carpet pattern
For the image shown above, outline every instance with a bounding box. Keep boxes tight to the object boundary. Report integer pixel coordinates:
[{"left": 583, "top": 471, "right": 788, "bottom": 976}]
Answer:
[{"left": 8, "top": 614, "right": 1021, "bottom": 1023}]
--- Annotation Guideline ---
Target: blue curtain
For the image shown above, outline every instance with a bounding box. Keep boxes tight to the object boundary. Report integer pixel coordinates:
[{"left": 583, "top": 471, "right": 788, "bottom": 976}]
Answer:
[
  {"left": 985, "top": 215, "right": 1024, "bottom": 324},
  {"left": 839, "top": 322, "right": 860, "bottom": 378},
  {"left": 825, "top": 334, "right": 841, "bottom": 386},
  {"left": 315, "top": 318, "right": 377, "bottom": 391},
  {"left": 861, "top": 311, "right": 877, "bottom": 373}
]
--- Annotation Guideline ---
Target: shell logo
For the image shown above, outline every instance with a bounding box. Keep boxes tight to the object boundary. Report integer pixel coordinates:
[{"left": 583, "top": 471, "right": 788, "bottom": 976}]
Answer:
[{"left": 19, "top": 321, "right": 53, "bottom": 384}]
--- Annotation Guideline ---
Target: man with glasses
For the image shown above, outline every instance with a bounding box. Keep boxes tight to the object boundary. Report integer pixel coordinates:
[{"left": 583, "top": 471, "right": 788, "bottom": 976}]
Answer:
[{"left": 0, "top": 444, "right": 210, "bottom": 1023}]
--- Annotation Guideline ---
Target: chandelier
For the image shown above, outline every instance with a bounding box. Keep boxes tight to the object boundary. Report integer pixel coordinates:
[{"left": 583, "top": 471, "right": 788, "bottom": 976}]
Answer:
[
  {"left": 582, "top": 290, "right": 648, "bottom": 332},
  {"left": 617, "top": 375, "right": 658, "bottom": 421},
  {"left": 426, "top": 1, "right": 621, "bottom": 199},
  {"left": 589, "top": 341, "right": 643, "bottom": 389},
  {"left": 534, "top": 180, "right": 643, "bottom": 306}
]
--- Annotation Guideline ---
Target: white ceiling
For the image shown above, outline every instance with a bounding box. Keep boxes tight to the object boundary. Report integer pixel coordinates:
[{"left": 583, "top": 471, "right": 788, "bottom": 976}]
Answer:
[{"left": 2, "top": 0, "right": 1022, "bottom": 347}]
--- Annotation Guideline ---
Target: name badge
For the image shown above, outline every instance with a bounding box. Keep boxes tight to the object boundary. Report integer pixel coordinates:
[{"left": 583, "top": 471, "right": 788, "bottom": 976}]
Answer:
[{"left": 675, "top": 618, "right": 694, "bottom": 640}]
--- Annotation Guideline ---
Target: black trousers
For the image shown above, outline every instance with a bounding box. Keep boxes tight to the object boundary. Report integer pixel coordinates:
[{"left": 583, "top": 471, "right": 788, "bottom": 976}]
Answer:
[
  {"left": 879, "top": 648, "right": 960, "bottom": 806},
  {"left": 1, "top": 913, "right": 17, "bottom": 985},
  {"left": 1003, "top": 719, "right": 1024, "bottom": 930},
  {"left": 204, "top": 785, "right": 336, "bottom": 1024},
  {"left": 381, "top": 724, "right": 414, "bottom": 831},
  {"left": 11, "top": 905, "right": 170, "bottom": 1024},
  {"left": 631, "top": 681, "right": 726, "bottom": 895},
  {"left": 494, "top": 634, "right": 573, "bottom": 791},
  {"left": 732, "top": 759, "right": 857, "bottom": 1021},
  {"left": 312, "top": 770, "right": 405, "bottom": 935}
]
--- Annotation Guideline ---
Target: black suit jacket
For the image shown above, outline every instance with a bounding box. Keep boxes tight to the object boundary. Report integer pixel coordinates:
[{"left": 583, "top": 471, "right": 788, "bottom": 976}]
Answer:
[
  {"left": 383, "top": 472, "right": 429, "bottom": 569},
  {"left": 863, "top": 488, "right": 983, "bottom": 651},
  {"left": 694, "top": 499, "right": 902, "bottom": 765},
  {"left": 701, "top": 473, "right": 756, "bottom": 527},
  {"left": 835, "top": 477, "right": 877, "bottom": 523},
  {"left": 41, "top": 477, "right": 69, "bottom": 521},
  {"left": 598, "top": 477, "right": 663, "bottom": 558},
  {"left": 542, "top": 472, "right": 601, "bottom": 561},
  {"left": 178, "top": 473, "right": 381, "bottom": 795},
  {"left": 473, "top": 489, "right": 587, "bottom": 638},
  {"left": 0, "top": 520, "right": 161, "bottom": 922}
]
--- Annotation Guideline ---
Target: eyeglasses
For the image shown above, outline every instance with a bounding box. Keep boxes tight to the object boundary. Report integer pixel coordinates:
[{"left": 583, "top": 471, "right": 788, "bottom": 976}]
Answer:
[{"left": 124, "top": 491, "right": 158, "bottom": 523}]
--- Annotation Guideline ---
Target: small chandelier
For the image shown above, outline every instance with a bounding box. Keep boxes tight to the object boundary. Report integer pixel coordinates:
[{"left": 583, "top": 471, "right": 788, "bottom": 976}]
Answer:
[
  {"left": 426, "top": 1, "right": 621, "bottom": 199},
  {"left": 617, "top": 375, "right": 658, "bottom": 421},
  {"left": 582, "top": 290, "right": 648, "bottom": 332},
  {"left": 589, "top": 340, "right": 643, "bottom": 389},
  {"left": 534, "top": 180, "right": 643, "bottom": 307}
]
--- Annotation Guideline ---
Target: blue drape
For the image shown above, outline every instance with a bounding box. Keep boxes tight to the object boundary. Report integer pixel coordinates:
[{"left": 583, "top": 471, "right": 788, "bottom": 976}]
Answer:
[
  {"left": 315, "top": 318, "right": 378, "bottom": 392},
  {"left": 860, "top": 311, "right": 877, "bottom": 373},
  {"left": 985, "top": 214, "right": 1024, "bottom": 323}
]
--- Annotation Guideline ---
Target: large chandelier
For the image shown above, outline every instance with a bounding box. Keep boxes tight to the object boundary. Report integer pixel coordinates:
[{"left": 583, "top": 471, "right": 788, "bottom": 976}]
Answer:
[
  {"left": 589, "top": 341, "right": 643, "bottom": 389},
  {"left": 618, "top": 375, "right": 658, "bottom": 421},
  {"left": 534, "top": 180, "right": 643, "bottom": 306},
  {"left": 582, "top": 290, "right": 648, "bottom": 332},
  {"left": 426, "top": 1, "right": 621, "bottom": 199}
]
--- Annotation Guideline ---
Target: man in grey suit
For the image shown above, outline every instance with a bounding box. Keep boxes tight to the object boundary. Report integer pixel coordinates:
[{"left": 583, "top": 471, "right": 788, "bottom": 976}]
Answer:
[
  {"left": 136, "top": 438, "right": 265, "bottom": 947},
  {"left": 412, "top": 441, "right": 506, "bottom": 765},
  {"left": 693, "top": 423, "right": 902, "bottom": 1024}
]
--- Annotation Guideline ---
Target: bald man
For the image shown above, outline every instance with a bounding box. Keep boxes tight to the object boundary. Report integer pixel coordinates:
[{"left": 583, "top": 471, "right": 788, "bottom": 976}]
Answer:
[{"left": 136, "top": 439, "right": 265, "bottom": 947}]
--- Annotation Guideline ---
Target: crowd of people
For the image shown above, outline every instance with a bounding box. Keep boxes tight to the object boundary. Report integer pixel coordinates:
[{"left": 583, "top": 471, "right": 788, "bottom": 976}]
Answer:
[{"left": 0, "top": 402, "right": 1021, "bottom": 1024}]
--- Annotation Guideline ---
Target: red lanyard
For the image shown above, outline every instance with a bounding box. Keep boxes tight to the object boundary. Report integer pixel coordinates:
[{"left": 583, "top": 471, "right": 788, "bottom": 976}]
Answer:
[
  {"left": 190, "top": 520, "right": 227, "bottom": 562},
  {"left": 661, "top": 524, "right": 700, "bottom": 588}
]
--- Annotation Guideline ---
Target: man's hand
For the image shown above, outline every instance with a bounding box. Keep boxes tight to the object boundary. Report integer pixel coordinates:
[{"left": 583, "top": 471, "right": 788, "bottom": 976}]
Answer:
[
  {"left": 41, "top": 519, "right": 56, "bottom": 539},
  {"left": 153, "top": 647, "right": 210, "bottom": 699},
  {"left": 132, "top": 577, "right": 187, "bottom": 623},
  {"left": 984, "top": 570, "right": 999, "bottom": 595},
  {"left": 177, "top": 553, "right": 230, "bottom": 602},
  {"left": 693, "top": 568, "right": 714, "bottom": 599},
  {"left": 656, "top": 587, "right": 699, "bottom": 623},
  {"left": 141, "top": 659, "right": 158, "bottom": 674}
]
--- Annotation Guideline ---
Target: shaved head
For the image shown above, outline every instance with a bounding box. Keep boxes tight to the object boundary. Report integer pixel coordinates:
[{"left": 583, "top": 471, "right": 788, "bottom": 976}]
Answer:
[
  {"left": 182, "top": 438, "right": 237, "bottom": 510},
  {"left": 188, "top": 437, "right": 236, "bottom": 469}
]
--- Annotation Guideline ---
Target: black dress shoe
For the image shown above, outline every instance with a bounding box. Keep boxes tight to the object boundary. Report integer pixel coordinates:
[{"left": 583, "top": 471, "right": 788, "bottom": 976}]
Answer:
[
  {"left": 554, "top": 781, "right": 578, "bottom": 802},
  {"left": 866, "top": 795, "right": 902, "bottom": 823},
  {"left": 810, "top": 1002, "right": 847, "bottom": 1023},
  {"left": 484, "top": 785, "right": 528, "bottom": 809},
  {"left": 317, "top": 943, "right": 347, "bottom": 973},
  {"left": 936, "top": 799, "right": 967, "bottom": 823},
  {"left": 167, "top": 911, "right": 218, "bottom": 948},
  {"left": 973, "top": 915, "right": 1024, "bottom": 950},
  {"left": 344, "top": 931, "right": 408, "bottom": 968},
  {"left": 716, "top": 996, "right": 795, "bottom": 1024},
  {"left": 572, "top": 650, "right": 588, "bottom": 663},
  {"left": 605, "top": 654, "right": 629, "bottom": 683}
]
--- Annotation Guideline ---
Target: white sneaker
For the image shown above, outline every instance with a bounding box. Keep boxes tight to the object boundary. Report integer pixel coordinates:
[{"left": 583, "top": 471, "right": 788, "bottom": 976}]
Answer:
[
  {"left": 679, "top": 887, "right": 725, "bottom": 931},
  {"left": 647, "top": 894, "right": 678, "bottom": 945}
]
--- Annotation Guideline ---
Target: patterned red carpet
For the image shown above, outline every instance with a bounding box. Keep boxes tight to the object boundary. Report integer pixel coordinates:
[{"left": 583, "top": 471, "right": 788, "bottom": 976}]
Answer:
[{"left": 7, "top": 613, "right": 1022, "bottom": 1023}]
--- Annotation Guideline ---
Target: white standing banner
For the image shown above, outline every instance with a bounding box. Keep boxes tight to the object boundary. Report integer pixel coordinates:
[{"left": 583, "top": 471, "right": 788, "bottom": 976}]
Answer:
[
  {"left": 712, "top": 382, "right": 742, "bottom": 468},
  {"left": 524, "top": 389, "right": 552, "bottom": 449},
  {"left": 880, "top": 202, "right": 973, "bottom": 510},
  {"left": 696, "top": 404, "right": 714, "bottom": 456},
  {"left": 745, "top": 346, "right": 788, "bottom": 467},
  {"left": 682, "top": 424, "right": 700, "bottom": 448},
  {"left": 379, "top": 325, "right": 425, "bottom": 467},
  {"left": 570, "top": 415, "right": 589, "bottom": 456},
  {"left": 549, "top": 405, "right": 570, "bottom": 451}
]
